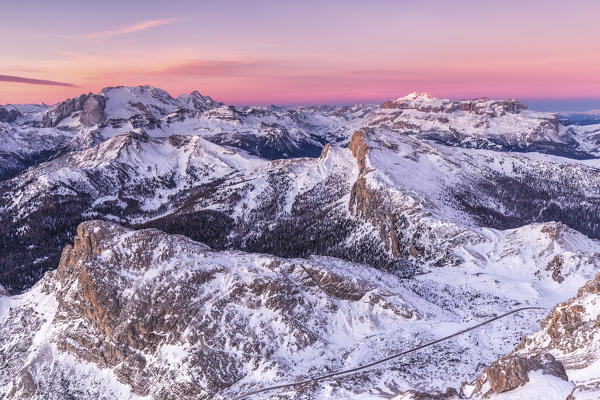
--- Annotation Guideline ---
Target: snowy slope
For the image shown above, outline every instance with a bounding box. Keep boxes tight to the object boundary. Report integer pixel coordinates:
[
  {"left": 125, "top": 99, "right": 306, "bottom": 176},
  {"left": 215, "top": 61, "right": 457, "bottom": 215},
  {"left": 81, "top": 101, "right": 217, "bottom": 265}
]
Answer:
[
  {"left": 510, "top": 272, "right": 600, "bottom": 399},
  {"left": 0, "top": 103, "right": 74, "bottom": 179},
  {"left": 564, "top": 123, "right": 600, "bottom": 155},
  {"left": 1, "top": 220, "right": 599, "bottom": 400},
  {"left": 350, "top": 127, "right": 600, "bottom": 237}
]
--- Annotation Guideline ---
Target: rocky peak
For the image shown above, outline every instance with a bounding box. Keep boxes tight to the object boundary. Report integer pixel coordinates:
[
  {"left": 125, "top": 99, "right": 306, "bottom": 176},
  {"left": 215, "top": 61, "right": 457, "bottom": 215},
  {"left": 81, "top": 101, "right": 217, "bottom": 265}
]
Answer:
[
  {"left": 0, "top": 106, "right": 22, "bottom": 123},
  {"left": 177, "top": 90, "right": 222, "bottom": 111},
  {"left": 319, "top": 142, "right": 332, "bottom": 160},
  {"left": 465, "top": 353, "right": 568, "bottom": 398},
  {"left": 42, "top": 92, "right": 106, "bottom": 127},
  {"left": 347, "top": 129, "right": 369, "bottom": 172}
]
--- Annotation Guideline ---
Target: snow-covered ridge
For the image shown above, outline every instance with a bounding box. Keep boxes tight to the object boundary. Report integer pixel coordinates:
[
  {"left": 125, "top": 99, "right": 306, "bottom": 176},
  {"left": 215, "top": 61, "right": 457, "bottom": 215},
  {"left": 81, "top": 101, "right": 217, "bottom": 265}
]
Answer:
[
  {"left": 395, "top": 92, "right": 436, "bottom": 101},
  {"left": 2, "top": 87, "right": 598, "bottom": 181},
  {"left": 2, "top": 219, "right": 599, "bottom": 399},
  {"left": 369, "top": 93, "right": 596, "bottom": 157},
  {"left": 30, "top": 85, "right": 375, "bottom": 161},
  {"left": 385, "top": 93, "right": 529, "bottom": 114}
]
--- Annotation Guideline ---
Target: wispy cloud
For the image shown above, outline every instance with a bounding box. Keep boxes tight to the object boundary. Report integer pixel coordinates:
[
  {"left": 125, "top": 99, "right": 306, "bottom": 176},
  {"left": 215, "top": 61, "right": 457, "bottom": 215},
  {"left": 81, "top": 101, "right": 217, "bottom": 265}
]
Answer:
[
  {"left": 83, "top": 18, "right": 179, "bottom": 39},
  {"left": 0, "top": 74, "right": 80, "bottom": 87},
  {"left": 157, "top": 59, "right": 281, "bottom": 76}
]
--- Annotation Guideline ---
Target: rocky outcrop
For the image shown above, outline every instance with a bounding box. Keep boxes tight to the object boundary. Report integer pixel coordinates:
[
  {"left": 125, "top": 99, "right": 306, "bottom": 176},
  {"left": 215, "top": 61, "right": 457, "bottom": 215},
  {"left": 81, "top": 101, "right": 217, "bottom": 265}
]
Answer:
[
  {"left": 348, "top": 130, "right": 411, "bottom": 264},
  {"left": 0, "top": 107, "right": 22, "bottom": 123},
  {"left": 301, "top": 264, "right": 369, "bottom": 301},
  {"left": 520, "top": 273, "right": 600, "bottom": 358},
  {"left": 348, "top": 129, "right": 369, "bottom": 171},
  {"left": 459, "top": 273, "right": 600, "bottom": 398},
  {"left": 466, "top": 353, "right": 567, "bottom": 398},
  {"left": 347, "top": 129, "right": 477, "bottom": 271},
  {"left": 42, "top": 93, "right": 106, "bottom": 127},
  {"left": 53, "top": 222, "right": 244, "bottom": 397}
]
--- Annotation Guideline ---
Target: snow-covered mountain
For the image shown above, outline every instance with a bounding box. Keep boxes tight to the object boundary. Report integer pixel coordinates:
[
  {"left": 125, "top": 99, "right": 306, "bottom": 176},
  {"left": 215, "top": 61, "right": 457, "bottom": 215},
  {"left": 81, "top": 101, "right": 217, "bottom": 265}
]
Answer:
[
  {"left": 559, "top": 109, "right": 600, "bottom": 126},
  {"left": 0, "top": 86, "right": 372, "bottom": 179},
  {"left": 1, "top": 220, "right": 599, "bottom": 399},
  {"left": 4, "top": 87, "right": 598, "bottom": 180},
  {"left": 367, "top": 92, "right": 595, "bottom": 158},
  {"left": 6, "top": 123, "right": 600, "bottom": 293},
  {"left": 4, "top": 91, "right": 600, "bottom": 292},
  {"left": 2, "top": 87, "right": 600, "bottom": 399}
]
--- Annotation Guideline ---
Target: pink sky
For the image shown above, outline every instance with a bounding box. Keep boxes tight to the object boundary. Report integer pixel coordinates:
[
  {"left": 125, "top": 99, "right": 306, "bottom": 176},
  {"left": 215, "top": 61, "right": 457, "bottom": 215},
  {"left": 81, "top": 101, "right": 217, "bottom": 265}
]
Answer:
[{"left": 1, "top": 1, "right": 600, "bottom": 106}]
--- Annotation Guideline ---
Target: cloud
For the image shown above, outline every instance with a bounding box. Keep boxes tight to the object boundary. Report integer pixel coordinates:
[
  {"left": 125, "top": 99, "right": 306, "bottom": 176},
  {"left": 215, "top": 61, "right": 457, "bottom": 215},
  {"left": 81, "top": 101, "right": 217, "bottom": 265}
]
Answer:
[
  {"left": 156, "top": 59, "right": 286, "bottom": 77},
  {"left": 0, "top": 74, "right": 80, "bottom": 87},
  {"left": 83, "top": 18, "right": 179, "bottom": 39}
]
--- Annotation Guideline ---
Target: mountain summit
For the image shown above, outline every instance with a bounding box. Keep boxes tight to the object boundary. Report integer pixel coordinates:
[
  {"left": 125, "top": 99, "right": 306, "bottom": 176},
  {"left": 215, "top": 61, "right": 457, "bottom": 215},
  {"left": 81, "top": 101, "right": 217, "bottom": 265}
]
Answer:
[{"left": 396, "top": 91, "right": 436, "bottom": 101}]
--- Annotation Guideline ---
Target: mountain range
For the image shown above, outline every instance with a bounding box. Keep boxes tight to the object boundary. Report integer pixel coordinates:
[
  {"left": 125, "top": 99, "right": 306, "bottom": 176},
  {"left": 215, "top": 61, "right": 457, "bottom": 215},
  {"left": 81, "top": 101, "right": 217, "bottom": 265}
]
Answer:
[{"left": 1, "top": 86, "right": 600, "bottom": 399}]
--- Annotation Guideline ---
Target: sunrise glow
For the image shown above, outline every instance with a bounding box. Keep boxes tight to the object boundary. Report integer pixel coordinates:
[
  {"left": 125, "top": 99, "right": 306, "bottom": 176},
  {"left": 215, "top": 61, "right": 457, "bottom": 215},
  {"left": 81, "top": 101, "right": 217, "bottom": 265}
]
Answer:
[{"left": 2, "top": 0, "right": 600, "bottom": 106}]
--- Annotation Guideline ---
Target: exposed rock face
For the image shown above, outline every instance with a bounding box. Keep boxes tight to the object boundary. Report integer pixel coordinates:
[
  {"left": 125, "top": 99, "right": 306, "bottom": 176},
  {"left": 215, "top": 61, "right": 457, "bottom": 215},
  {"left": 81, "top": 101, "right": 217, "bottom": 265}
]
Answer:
[
  {"left": 55, "top": 222, "right": 230, "bottom": 397},
  {"left": 80, "top": 95, "right": 106, "bottom": 127},
  {"left": 381, "top": 94, "right": 528, "bottom": 117},
  {"left": 42, "top": 93, "right": 106, "bottom": 127},
  {"left": 518, "top": 274, "right": 600, "bottom": 375},
  {"left": 347, "top": 129, "right": 480, "bottom": 271},
  {"left": 467, "top": 353, "right": 567, "bottom": 397},
  {"left": 348, "top": 129, "right": 369, "bottom": 171},
  {"left": 0, "top": 106, "right": 22, "bottom": 122},
  {"left": 457, "top": 273, "right": 600, "bottom": 399}
]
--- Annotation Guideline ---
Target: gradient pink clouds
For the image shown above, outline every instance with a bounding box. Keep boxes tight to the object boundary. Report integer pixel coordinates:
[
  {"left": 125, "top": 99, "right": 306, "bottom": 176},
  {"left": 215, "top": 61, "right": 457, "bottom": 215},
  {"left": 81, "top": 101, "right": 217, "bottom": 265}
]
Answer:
[{"left": 1, "top": 1, "right": 599, "bottom": 106}]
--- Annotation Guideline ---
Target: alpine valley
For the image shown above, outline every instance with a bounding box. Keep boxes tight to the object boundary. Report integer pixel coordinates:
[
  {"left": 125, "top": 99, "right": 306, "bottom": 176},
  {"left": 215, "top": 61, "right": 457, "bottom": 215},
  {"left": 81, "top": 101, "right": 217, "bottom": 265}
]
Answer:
[{"left": 2, "top": 86, "right": 600, "bottom": 400}]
